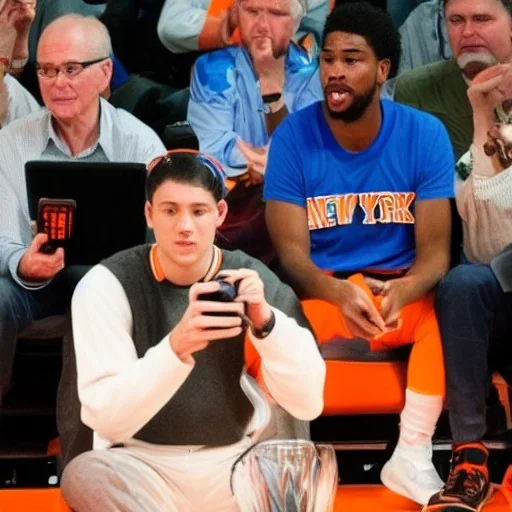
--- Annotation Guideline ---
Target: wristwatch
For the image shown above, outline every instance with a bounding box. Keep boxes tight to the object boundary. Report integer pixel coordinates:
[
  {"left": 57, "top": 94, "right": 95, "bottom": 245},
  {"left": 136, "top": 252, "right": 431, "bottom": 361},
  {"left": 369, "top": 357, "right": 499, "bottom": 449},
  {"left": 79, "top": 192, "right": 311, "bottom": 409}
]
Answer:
[
  {"left": 250, "top": 310, "right": 276, "bottom": 339},
  {"left": 262, "top": 92, "right": 282, "bottom": 104},
  {"left": 262, "top": 92, "right": 285, "bottom": 115}
]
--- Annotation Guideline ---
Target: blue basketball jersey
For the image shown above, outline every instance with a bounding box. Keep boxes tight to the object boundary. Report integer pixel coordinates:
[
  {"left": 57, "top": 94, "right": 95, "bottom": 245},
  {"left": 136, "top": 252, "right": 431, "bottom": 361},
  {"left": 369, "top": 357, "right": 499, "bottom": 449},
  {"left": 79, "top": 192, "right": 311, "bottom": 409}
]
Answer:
[{"left": 264, "top": 100, "right": 455, "bottom": 272}]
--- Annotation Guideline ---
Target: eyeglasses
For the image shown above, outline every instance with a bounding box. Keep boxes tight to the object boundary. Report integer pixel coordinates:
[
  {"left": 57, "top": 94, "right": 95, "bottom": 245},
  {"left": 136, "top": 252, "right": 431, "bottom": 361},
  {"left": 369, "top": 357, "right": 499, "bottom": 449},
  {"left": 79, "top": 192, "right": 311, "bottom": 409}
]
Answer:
[
  {"left": 36, "top": 57, "right": 109, "bottom": 79},
  {"left": 147, "top": 149, "right": 227, "bottom": 191}
]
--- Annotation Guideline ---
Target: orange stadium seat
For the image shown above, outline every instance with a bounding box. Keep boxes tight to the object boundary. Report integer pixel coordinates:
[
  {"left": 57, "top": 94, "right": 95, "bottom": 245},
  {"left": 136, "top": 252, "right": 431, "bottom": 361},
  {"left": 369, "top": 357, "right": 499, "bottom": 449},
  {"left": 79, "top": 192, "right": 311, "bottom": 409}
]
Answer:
[{"left": 319, "top": 338, "right": 409, "bottom": 415}]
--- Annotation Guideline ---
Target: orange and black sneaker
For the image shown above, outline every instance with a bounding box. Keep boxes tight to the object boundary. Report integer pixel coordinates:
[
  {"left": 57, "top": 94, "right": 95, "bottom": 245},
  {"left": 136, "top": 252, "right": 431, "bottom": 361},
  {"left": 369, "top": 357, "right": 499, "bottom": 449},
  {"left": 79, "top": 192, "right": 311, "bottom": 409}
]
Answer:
[{"left": 423, "top": 443, "right": 493, "bottom": 511}]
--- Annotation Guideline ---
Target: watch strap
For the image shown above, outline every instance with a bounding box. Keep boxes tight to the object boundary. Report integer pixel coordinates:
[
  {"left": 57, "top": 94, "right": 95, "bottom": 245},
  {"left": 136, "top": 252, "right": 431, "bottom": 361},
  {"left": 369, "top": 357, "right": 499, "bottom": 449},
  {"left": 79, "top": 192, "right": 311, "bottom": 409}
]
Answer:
[
  {"left": 263, "top": 98, "right": 285, "bottom": 115},
  {"left": 250, "top": 310, "right": 276, "bottom": 339},
  {"left": 262, "top": 92, "right": 282, "bottom": 104}
]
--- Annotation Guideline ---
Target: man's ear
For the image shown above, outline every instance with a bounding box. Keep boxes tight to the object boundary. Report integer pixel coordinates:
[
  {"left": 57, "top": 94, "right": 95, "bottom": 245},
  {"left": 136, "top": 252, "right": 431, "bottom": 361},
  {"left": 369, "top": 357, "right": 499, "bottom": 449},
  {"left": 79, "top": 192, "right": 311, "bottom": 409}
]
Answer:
[
  {"left": 145, "top": 200, "right": 154, "bottom": 229},
  {"left": 98, "top": 58, "right": 113, "bottom": 94},
  {"left": 377, "top": 58, "right": 391, "bottom": 86},
  {"left": 216, "top": 199, "right": 229, "bottom": 228}
]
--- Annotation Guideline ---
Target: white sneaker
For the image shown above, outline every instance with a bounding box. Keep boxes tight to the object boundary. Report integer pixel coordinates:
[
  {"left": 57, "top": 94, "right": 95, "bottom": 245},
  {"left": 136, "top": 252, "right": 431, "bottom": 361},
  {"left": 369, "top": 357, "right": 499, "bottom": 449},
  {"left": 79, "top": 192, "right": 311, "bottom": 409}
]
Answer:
[{"left": 380, "top": 444, "right": 444, "bottom": 505}]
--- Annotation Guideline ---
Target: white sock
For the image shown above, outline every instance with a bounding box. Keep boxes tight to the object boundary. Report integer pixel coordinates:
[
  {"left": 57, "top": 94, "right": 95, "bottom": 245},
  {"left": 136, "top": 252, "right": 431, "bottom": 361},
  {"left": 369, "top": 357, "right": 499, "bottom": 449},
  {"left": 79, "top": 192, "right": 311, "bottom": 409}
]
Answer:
[{"left": 397, "top": 389, "right": 443, "bottom": 455}]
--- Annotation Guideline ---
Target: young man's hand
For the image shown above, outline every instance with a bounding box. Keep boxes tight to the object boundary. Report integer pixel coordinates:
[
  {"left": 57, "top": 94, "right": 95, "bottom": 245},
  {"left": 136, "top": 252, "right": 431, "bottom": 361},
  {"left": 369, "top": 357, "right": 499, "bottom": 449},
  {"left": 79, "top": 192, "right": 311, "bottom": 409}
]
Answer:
[
  {"left": 336, "top": 279, "right": 386, "bottom": 341},
  {"left": 218, "top": 268, "right": 273, "bottom": 332},
  {"left": 170, "top": 280, "right": 245, "bottom": 362}
]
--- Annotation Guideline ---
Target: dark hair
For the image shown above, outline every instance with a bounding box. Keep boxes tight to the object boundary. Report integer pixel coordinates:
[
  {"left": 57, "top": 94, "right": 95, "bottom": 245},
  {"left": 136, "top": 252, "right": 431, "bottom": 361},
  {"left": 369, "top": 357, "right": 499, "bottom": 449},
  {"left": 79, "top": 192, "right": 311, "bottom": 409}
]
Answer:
[
  {"left": 443, "top": 0, "right": 512, "bottom": 14},
  {"left": 321, "top": 2, "right": 402, "bottom": 79},
  {"left": 146, "top": 152, "right": 226, "bottom": 203}
]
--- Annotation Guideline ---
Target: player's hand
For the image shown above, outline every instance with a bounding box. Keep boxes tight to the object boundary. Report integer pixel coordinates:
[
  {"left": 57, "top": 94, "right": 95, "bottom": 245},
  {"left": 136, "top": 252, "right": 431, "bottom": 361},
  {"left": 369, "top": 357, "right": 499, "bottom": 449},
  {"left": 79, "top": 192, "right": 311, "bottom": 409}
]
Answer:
[
  {"left": 170, "top": 280, "right": 245, "bottom": 361},
  {"left": 17, "top": 233, "right": 65, "bottom": 281},
  {"left": 379, "top": 277, "right": 414, "bottom": 327},
  {"left": 218, "top": 268, "right": 273, "bottom": 332},
  {"left": 337, "top": 279, "right": 386, "bottom": 340}
]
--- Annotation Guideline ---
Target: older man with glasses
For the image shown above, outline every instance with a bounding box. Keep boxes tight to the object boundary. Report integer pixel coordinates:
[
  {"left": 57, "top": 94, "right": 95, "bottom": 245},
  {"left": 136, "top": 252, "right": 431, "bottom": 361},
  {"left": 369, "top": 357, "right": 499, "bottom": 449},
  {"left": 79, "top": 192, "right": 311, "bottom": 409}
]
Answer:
[{"left": 0, "top": 13, "right": 165, "bottom": 404}]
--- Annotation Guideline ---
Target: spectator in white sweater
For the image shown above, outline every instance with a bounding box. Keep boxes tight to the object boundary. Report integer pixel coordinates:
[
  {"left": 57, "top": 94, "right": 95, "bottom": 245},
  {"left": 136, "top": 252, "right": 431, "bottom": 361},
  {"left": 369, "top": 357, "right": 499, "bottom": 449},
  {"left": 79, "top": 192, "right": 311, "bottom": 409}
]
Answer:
[
  {"left": 429, "top": 59, "right": 512, "bottom": 511},
  {"left": 455, "top": 64, "right": 512, "bottom": 264}
]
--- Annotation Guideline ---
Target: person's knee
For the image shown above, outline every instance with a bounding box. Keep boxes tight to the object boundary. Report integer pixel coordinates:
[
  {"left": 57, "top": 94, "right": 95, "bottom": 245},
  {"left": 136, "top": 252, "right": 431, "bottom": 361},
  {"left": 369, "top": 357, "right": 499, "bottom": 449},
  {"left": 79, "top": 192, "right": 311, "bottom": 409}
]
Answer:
[
  {"left": 60, "top": 452, "right": 113, "bottom": 509},
  {"left": 435, "top": 264, "right": 501, "bottom": 308},
  {"left": 0, "top": 277, "right": 21, "bottom": 322}
]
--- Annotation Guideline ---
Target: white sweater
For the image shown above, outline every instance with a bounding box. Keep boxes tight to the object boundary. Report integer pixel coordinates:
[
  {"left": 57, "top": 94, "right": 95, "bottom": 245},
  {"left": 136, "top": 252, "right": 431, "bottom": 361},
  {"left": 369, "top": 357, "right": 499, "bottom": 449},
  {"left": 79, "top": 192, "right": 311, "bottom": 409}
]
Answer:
[
  {"left": 72, "top": 265, "right": 326, "bottom": 450},
  {"left": 456, "top": 145, "right": 512, "bottom": 263}
]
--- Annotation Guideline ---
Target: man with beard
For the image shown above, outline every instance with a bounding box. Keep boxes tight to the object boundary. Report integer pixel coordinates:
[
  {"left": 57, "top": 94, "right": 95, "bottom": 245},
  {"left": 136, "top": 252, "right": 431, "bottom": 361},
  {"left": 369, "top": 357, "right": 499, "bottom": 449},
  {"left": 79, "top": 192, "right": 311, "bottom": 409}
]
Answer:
[
  {"left": 395, "top": 0, "right": 512, "bottom": 161},
  {"left": 264, "top": 2, "right": 455, "bottom": 505},
  {"left": 187, "top": 0, "right": 322, "bottom": 179}
]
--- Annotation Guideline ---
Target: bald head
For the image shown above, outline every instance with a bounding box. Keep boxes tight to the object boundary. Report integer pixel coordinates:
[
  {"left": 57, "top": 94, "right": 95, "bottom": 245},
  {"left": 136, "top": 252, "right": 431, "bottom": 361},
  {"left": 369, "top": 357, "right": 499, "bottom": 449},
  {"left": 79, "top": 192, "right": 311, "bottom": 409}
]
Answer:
[
  {"left": 38, "top": 14, "right": 112, "bottom": 62},
  {"left": 36, "top": 14, "right": 113, "bottom": 125}
]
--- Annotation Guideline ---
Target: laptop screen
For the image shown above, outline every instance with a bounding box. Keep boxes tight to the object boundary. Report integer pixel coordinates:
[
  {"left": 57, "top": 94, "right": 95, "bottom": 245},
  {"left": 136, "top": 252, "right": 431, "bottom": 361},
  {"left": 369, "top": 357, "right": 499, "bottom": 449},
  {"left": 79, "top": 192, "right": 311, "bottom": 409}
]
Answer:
[{"left": 25, "top": 160, "right": 148, "bottom": 266}]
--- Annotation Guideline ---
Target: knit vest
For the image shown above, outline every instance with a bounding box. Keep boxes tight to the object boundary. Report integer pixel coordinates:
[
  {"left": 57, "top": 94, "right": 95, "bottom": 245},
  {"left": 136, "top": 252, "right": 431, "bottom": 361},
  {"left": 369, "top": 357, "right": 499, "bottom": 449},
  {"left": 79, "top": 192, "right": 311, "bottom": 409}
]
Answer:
[{"left": 102, "top": 245, "right": 254, "bottom": 446}]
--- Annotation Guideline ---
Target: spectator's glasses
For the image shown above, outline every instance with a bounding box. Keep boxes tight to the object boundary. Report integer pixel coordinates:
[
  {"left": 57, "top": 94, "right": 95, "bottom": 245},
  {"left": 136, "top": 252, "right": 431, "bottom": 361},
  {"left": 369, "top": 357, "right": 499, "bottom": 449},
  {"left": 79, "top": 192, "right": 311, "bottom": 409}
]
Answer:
[
  {"left": 36, "top": 57, "right": 109, "bottom": 79},
  {"left": 147, "top": 149, "right": 227, "bottom": 191}
]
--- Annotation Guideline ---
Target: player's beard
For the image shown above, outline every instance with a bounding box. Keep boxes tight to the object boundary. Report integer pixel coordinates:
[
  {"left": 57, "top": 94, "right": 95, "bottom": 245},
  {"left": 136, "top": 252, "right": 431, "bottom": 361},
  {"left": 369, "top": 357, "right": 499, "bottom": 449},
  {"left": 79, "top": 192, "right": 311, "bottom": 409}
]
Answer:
[
  {"left": 324, "top": 81, "right": 378, "bottom": 123},
  {"left": 457, "top": 52, "right": 498, "bottom": 80}
]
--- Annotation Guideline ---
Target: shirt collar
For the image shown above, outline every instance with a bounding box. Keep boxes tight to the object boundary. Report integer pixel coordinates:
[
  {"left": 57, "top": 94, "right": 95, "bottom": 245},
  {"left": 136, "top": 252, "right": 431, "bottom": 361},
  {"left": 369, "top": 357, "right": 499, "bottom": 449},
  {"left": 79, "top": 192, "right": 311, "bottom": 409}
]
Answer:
[
  {"left": 45, "top": 98, "right": 115, "bottom": 159},
  {"left": 149, "top": 244, "right": 223, "bottom": 283}
]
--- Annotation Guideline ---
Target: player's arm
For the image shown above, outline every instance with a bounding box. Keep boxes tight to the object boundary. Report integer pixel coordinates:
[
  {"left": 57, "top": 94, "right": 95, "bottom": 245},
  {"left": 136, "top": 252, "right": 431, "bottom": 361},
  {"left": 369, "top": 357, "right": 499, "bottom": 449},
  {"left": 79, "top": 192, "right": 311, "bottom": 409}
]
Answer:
[
  {"left": 265, "top": 201, "right": 345, "bottom": 302},
  {"left": 407, "top": 198, "right": 451, "bottom": 294},
  {"left": 265, "top": 201, "right": 385, "bottom": 339},
  {"left": 379, "top": 115, "right": 454, "bottom": 324}
]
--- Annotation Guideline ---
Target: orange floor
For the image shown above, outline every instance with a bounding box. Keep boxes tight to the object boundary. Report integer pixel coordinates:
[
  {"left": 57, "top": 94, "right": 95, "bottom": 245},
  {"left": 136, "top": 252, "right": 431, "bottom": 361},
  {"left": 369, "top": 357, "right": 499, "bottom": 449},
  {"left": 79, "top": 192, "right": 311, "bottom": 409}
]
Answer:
[
  {"left": 334, "top": 484, "right": 512, "bottom": 511},
  {"left": 0, "top": 484, "right": 510, "bottom": 512}
]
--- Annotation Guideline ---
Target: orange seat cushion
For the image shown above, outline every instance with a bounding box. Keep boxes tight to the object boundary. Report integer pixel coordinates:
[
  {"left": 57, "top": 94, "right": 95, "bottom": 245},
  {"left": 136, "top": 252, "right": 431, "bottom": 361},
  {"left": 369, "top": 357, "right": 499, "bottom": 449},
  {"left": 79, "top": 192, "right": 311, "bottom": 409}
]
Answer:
[{"left": 323, "top": 359, "right": 407, "bottom": 415}]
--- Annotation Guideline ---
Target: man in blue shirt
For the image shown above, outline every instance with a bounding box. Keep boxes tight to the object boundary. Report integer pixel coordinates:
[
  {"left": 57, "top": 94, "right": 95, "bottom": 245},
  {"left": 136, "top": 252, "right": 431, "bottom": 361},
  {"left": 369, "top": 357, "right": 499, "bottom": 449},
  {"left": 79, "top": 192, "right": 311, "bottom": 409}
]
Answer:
[
  {"left": 264, "top": 2, "right": 454, "bottom": 506},
  {"left": 187, "top": 0, "right": 322, "bottom": 179}
]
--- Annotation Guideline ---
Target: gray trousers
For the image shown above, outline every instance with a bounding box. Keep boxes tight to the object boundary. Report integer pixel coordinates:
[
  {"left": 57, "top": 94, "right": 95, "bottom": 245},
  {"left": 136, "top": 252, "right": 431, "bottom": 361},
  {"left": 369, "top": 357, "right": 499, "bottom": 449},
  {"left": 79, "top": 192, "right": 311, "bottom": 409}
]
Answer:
[{"left": 61, "top": 438, "right": 252, "bottom": 512}]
